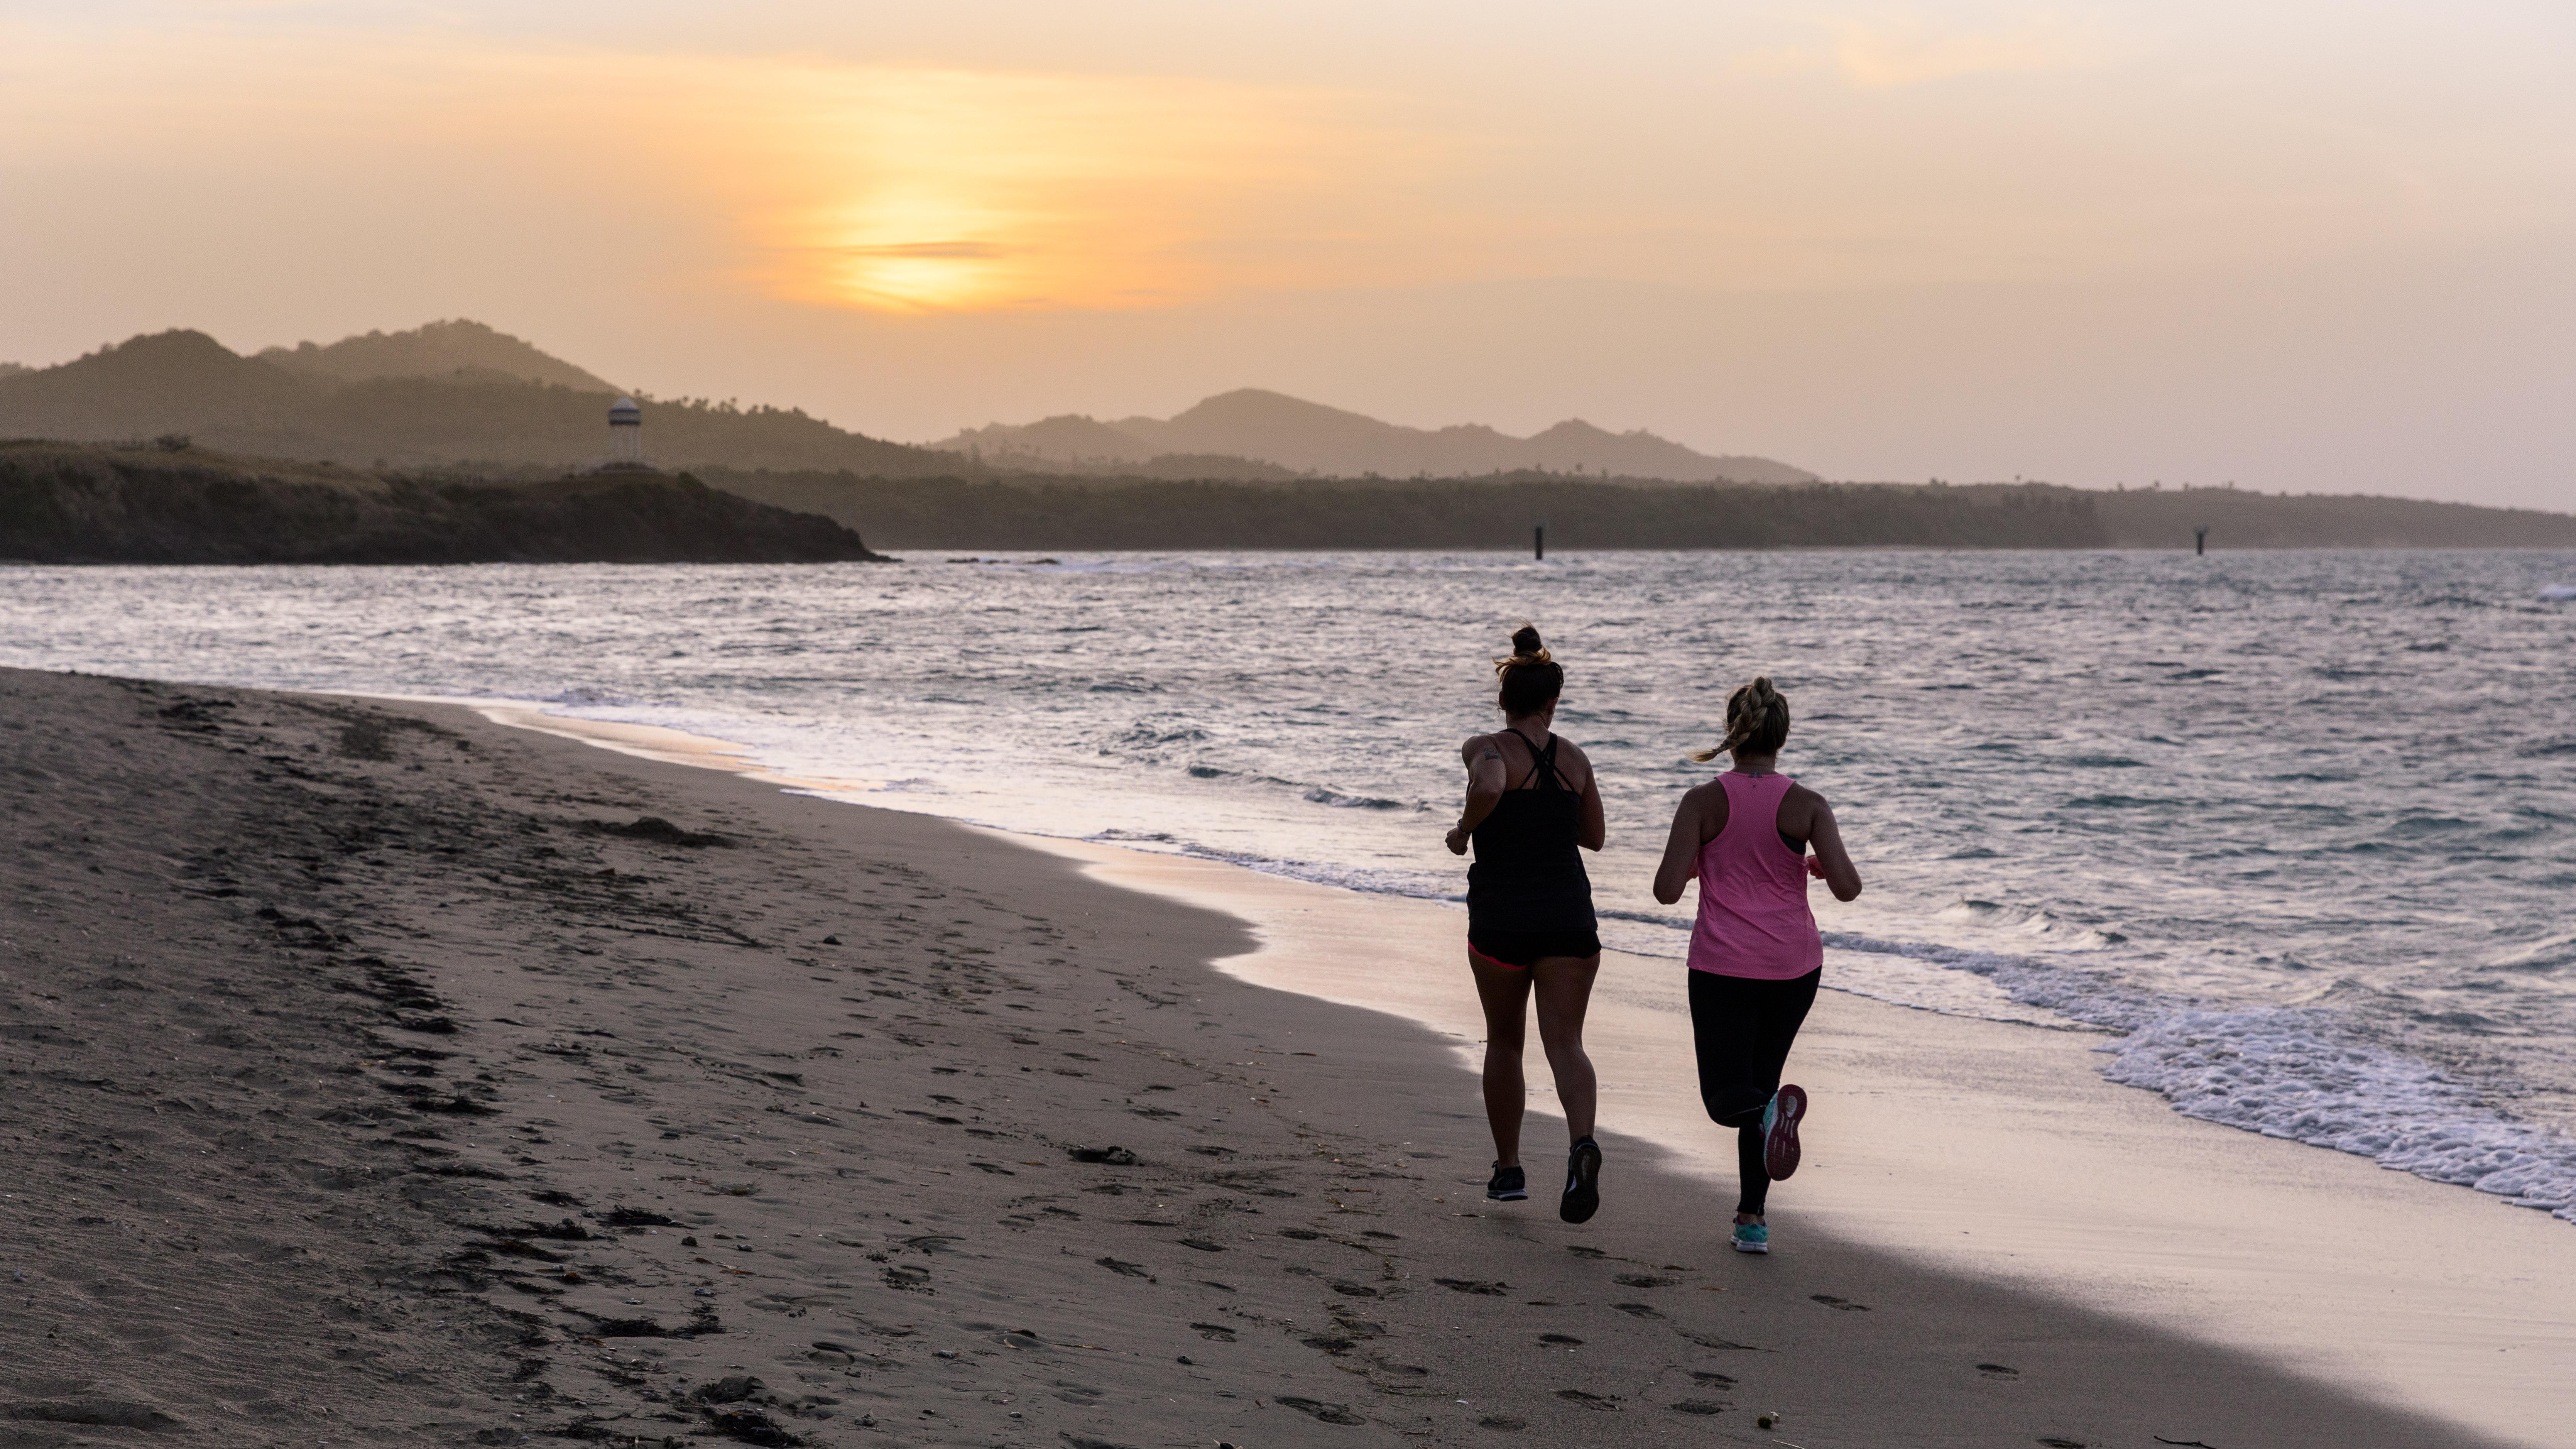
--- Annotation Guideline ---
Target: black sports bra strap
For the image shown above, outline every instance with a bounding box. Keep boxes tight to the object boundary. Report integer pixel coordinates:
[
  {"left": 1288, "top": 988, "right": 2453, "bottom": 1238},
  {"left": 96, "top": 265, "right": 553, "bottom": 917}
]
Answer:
[{"left": 1508, "top": 730, "right": 1569, "bottom": 792}]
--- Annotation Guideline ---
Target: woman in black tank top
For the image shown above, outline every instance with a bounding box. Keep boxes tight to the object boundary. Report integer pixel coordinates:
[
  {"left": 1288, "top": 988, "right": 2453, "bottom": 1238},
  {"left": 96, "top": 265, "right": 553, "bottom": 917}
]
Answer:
[{"left": 1442, "top": 626, "right": 1609, "bottom": 1222}]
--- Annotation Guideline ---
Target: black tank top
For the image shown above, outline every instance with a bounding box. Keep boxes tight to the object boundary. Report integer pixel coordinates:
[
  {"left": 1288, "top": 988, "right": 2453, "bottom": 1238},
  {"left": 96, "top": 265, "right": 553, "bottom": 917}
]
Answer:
[{"left": 1465, "top": 731, "right": 1597, "bottom": 935}]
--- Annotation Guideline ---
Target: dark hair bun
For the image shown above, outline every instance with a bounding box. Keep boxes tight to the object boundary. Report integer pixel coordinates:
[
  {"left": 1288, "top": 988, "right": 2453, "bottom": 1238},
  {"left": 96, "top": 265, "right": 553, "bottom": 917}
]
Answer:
[{"left": 1510, "top": 624, "right": 1545, "bottom": 656}]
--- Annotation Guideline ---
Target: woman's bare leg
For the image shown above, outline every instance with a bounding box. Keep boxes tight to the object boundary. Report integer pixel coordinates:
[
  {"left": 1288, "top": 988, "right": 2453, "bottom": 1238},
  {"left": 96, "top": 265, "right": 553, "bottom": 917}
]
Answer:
[
  {"left": 1531, "top": 954, "right": 1601, "bottom": 1143},
  {"left": 1469, "top": 951, "right": 1535, "bottom": 1166}
]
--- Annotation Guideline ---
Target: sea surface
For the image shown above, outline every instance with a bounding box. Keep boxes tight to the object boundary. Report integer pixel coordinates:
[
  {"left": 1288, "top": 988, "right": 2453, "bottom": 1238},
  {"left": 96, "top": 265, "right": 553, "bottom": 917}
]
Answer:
[{"left": 9, "top": 549, "right": 2575, "bottom": 1221}]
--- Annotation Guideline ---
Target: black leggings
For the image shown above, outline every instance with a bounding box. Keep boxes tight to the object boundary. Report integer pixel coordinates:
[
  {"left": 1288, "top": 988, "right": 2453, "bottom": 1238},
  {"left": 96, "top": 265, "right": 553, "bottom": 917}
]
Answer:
[{"left": 1688, "top": 968, "right": 1820, "bottom": 1216}]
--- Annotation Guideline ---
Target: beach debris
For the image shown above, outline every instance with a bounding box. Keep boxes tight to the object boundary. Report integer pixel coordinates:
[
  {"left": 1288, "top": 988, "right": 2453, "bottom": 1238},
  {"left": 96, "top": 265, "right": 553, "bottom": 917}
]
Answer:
[
  {"left": 820, "top": 935, "right": 841, "bottom": 945},
  {"left": 1758, "top": 1412, "right": 1779, "bottom": 1428},
  {"left": 1065, "top": 1145, "right": 1137, "bottom": 1165},
  {"left": 691, "top": 1377, "right": 764, "bottom": 1405}
]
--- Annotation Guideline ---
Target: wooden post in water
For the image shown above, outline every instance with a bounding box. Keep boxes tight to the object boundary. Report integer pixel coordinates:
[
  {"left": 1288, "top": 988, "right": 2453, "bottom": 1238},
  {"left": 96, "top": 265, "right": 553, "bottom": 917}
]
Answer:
[
  {"left": 2196, "top": 526, "right": 2208, "bottom": 556},
  {"left": 1535, "top": 521, "right": 1547, "bottom": 561}
]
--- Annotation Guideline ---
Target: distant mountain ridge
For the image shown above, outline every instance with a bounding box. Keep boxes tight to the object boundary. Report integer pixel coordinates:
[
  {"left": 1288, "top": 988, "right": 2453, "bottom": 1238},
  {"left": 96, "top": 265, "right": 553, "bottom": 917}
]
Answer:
[
  {"left": 0, "top": 328, "right": 953, "bottom": 476},
  {"left": 257, "top": 319, "right": 619, "bottom": 393},
  {"left": 937, "top": 387, "right": 1817, "bottom": 484}
]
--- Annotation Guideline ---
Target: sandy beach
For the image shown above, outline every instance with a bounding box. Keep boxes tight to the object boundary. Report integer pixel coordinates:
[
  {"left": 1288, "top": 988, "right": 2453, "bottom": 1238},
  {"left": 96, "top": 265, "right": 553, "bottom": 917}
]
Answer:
[{"left": 2, "top": 666, "right": 2561, "bottom": 1448}]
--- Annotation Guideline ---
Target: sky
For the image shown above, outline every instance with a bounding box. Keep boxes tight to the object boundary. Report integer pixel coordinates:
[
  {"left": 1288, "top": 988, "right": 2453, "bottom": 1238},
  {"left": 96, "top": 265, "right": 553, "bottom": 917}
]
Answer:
[{"left": 3, "top": 2, "right": 2572, "bottom": 505}]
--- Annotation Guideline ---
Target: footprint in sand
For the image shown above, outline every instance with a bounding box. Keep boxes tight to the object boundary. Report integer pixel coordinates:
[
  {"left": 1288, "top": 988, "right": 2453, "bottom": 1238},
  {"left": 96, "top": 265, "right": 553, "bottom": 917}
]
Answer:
[
  {"left": 1812, "top": 1294, "right": 1871, "bottom": 1312},
  {"left": 1274, "top": 1396, "right": 1364, "bottom": 1425}
]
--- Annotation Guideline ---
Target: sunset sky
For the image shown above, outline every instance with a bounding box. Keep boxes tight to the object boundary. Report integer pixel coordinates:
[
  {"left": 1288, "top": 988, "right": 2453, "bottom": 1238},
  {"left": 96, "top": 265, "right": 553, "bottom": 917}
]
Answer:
[{"left": 5, "top": 2, "right": 2571, "bottom": 505}]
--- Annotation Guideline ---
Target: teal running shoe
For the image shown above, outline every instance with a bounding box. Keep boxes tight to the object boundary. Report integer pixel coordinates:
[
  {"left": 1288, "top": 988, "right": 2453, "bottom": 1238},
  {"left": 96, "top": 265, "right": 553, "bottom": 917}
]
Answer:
[{"left": 1731, "top": 1221, "right": 1770, "bottom": 1255}]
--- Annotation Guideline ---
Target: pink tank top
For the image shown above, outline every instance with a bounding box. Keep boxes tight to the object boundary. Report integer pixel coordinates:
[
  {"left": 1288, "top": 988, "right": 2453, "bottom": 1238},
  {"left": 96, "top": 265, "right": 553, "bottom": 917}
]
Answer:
[{"left": 1686, "top": 773, "right": 1823, "bottom": 981}]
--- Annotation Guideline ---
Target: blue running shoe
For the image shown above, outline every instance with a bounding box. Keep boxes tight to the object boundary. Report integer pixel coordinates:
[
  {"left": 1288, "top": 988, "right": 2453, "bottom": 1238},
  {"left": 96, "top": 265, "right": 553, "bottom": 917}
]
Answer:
[{"left": 1731, "top": 1221, "right": 1770, "bottom": 1255}]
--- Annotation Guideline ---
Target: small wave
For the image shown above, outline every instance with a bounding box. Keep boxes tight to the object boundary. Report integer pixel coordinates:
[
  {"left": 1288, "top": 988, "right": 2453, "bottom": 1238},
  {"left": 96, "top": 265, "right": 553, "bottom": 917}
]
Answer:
[
  {"left": 1820, "top": 928, "right": 2576, "bottom": 1224},
  {"left": 2541, "top": 584, "right": 2576, "bottom": 602},
  {"left": 1301, "top": 786, "right": 1413, "bottom": 811},
  {"left": 1185, "top": 764, "right": 1234, "bottom": 779},
  {"left": 2103, "top": 1008, "right": 2576, "bottom": 1223}
]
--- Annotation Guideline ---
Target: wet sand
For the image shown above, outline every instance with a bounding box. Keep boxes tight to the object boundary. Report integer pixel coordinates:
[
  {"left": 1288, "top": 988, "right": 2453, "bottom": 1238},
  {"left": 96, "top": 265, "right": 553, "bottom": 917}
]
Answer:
[{"left": 0, "top": 667, "right": 2548, "bottom": 1447}]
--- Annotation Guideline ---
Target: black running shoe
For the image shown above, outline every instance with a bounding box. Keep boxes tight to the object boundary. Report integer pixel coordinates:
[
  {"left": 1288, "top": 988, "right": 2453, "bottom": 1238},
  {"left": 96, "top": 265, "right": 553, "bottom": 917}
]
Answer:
[
  {"left": 1486, "top": 1163, "right": 1528, "bottom": 1202},
  {"left": 1560, "top": 1137, "right": 1602, "bottom": 1224}
]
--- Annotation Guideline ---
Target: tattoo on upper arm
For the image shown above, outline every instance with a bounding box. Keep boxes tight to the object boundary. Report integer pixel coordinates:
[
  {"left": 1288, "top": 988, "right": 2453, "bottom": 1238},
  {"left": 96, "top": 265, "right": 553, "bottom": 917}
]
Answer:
[{"left": 1477, "top": 749, "right": 1503, "bottom": 763}]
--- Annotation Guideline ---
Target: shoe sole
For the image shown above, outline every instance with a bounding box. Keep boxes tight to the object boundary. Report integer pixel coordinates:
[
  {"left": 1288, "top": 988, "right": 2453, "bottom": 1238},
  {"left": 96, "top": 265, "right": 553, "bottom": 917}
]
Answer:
[
  {"left": 1764, "top": 1085, "right": 1807, "bottom": 1181},
  {"left": 1486, "top": 1188, "right": 1528, "bottom": 1202},
  {"left": 1731, "top": 1238, "right": 1769, "bottom": 1255},
  {"left": 1559, "top": 1141, "right": 1602, "bottom": 1224}
]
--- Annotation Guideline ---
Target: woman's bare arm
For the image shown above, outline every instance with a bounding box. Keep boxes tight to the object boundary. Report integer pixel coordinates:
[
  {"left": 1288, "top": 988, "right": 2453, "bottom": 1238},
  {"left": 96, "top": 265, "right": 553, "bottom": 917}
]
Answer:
[
  {"left": 1577, "top": 769, "right": 1607, "bottom": 852},
  {"left": 1444, "top": 735, "right": 1510, "bottom": 856},
  {"left": 1652, "top": 787, "right": 1711, "bottom": 904},
  {"left": 1806, "top": 795, "right": 1863, "bottom": 901}
]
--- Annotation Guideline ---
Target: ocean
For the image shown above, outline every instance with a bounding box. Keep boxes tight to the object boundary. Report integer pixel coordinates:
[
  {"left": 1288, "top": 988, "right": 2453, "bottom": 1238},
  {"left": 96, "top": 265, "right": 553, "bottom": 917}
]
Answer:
[{"left": 9, "top": 548, "right": 2574, "bottom": 1221}]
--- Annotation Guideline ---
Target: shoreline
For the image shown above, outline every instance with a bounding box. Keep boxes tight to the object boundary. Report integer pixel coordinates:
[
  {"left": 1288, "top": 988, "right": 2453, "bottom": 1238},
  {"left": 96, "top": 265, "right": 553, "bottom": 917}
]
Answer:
[
  {"left": 454, "top": 695, "right": 2576, "bottom": 1442},
  {"left": 0, "top": 667, "right": 2561, "bottom": 1448}
]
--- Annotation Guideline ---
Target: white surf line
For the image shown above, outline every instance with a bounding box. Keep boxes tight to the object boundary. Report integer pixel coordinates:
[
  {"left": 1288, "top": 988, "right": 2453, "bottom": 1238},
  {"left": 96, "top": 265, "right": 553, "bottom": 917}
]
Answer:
[{"left": 446, "top": 695, "right": 2576, "bottom": 1449}]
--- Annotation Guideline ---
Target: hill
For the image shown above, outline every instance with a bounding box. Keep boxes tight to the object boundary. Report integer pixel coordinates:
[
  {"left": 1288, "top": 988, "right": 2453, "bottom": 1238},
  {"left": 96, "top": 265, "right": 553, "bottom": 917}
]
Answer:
[
  {"left": 257, "top": 319, "right": 619, "bottom": 392},
  {"left": 0, "top": 330, "right": 960, "bottom": 477},
  {"left": 935, "top": 387, "right": 1818, "bottom": 484},
  {"left": 0, "top": 441, "right": 888, "bottom": 564}
]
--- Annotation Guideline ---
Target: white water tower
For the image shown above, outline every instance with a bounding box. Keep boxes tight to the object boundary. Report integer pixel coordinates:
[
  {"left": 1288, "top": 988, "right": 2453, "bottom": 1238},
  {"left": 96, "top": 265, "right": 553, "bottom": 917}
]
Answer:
[{"left": 606, "top": 396, "right": 644, "bottom": 466}]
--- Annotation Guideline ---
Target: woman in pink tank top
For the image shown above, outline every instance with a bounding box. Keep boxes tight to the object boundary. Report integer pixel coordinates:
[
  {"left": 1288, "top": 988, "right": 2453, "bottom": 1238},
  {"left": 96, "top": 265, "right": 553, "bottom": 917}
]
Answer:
[{"left": 1651, "top": 677, "right": 1862, "bottom": 1255}]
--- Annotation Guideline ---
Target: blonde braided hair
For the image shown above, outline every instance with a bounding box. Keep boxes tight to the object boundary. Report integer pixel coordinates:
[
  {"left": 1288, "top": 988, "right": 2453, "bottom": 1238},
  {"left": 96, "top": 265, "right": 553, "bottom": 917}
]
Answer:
[{"left": 1689, "top": 676, "right": 1790, "bottom": 763}]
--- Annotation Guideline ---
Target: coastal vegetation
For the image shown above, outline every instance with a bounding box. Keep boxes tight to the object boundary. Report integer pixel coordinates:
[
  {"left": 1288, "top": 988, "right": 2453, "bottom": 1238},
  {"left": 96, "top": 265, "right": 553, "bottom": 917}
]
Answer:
[
  {"left": 700, "top": 467, "right": 2576, "bottom": 551},
  {"left": 0, "top": 441, "right": 886, "bottom": 564}
]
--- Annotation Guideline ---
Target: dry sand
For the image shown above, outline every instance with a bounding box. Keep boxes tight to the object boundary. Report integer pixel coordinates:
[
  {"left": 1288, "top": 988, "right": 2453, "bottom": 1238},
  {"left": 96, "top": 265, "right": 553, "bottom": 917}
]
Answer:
[{"left": 0, "top": 667, "right": 2534, "bottom": 1448}]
